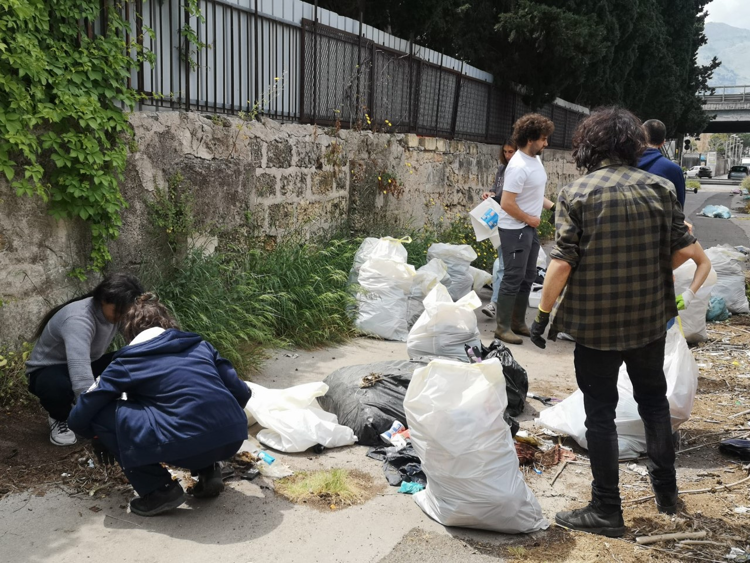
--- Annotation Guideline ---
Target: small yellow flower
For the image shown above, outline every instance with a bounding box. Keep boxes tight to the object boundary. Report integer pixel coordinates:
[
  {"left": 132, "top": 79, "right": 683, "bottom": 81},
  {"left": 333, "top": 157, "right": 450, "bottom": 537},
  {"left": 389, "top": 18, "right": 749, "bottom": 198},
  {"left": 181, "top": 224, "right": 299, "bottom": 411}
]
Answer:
[
  {"left": 274, "top": 77, "right": 279, "bottom": 81},
  {"left": 378, "top": 176, "right": 382, "bottom": 181},
  {"left": 383, "top": 190, "right": 387, "bottom": 194}
]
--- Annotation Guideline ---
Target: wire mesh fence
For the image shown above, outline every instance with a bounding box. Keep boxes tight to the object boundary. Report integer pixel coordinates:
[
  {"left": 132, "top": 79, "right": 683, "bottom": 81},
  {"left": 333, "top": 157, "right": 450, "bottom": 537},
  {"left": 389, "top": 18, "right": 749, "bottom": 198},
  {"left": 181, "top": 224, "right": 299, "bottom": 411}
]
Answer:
[{"left": 120, "top": 0, "right": 586, "bottom": 147}]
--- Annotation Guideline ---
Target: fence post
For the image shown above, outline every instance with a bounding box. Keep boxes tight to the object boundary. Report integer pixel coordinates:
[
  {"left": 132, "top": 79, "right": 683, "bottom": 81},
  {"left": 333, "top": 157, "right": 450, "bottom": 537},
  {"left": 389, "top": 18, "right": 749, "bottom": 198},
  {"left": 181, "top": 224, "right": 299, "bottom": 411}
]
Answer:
[
  {"left": 369, "top": 41, "right": 376, "bottom": 124},
  {"left": 313, "top": 1, "right": 318, "bottom": 124},
  {"left": 254, "top": 0, "right": 259, "bottom": 111},
  {"left": 414, "top": 59, "right": 423, "bottom": 135},
  {"left": 449, "top": 62, "right": 463, "bottom": 139},
  {"left": 434, "top": 53, "right": 444, "bottom": 137},
  {"left": 300, "top": 20, "right": 306, "bottom": 122},
  {"left": 484, "top": 83, "right": 492, "bottom": 143},
  {"left": 407, "top": 40, "right": 414, "bottom": 132},
  {"left": 184, "top": 3, "right": 191, "bottom": 111},
  {"left": 356, "top": 10, "right": 363, "bottom": 127},
  {"left": 136, "top": 0, "right": 144, "bottom": 95}
]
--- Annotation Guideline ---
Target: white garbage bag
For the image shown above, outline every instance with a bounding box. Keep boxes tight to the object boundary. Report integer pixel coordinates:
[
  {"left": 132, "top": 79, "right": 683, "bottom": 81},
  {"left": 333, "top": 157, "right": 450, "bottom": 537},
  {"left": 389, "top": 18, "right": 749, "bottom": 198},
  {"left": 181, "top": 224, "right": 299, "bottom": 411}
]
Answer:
[
  {"left": 674, "top": 260, "right": 718, "bottom": 343},
  {"left": 538, "top": 324, "right": 699, "bottom": 460},
  {"left": 245, "top": 382, "right": 357, "bottom": 453},
  {"left": 469, "top": 266, "right": 493, "bottom": 292},
  {"left": 427, "top": 243, "right": 478, "bottom": 300},
  {"left": 356, "top": 258, "right": 416, "bottom": 341},
  {"left": 537, "top": 247, "right": 548, "bottom": 269},
  {"left": 406, "top": 259, "right": 448, "bottom": 329},
  {"left": 349, "top": 236, "right": 410, "bottom": 285},
  {"left": 407, "top": 283, "right": 482, "bottom": 362},
  {"left": 404, "top": 358, "right": 548, "bottom": 533},
  {"left": 705, "top": 245, "right": 749, "bottom": 314}
]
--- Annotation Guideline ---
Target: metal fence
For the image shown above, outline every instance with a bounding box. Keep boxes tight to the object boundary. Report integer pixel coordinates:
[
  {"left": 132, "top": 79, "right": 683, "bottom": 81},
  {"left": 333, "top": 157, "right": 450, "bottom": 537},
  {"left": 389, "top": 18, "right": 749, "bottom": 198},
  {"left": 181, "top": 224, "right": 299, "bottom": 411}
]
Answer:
[{"left": 120, "top": 0, "right": 587, "bottom": 147}]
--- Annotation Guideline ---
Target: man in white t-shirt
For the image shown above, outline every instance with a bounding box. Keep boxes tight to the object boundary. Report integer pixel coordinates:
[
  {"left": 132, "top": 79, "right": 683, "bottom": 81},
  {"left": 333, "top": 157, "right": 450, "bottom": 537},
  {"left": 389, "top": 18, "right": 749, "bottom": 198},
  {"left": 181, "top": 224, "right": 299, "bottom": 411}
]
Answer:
[{"left": 495, "top": 113, "right": 556, "bottom": 344}]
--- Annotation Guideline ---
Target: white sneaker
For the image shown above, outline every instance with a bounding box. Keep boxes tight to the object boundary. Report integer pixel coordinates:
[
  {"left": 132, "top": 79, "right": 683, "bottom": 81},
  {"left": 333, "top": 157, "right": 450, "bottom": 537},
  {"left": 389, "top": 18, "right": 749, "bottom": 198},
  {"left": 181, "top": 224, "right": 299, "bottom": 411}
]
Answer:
[
  {"left": 481, "top": 302, "right": 497, "bottom": 318},
  {"left": 49, "top": 416, "right": 77, "bottom": 446}
]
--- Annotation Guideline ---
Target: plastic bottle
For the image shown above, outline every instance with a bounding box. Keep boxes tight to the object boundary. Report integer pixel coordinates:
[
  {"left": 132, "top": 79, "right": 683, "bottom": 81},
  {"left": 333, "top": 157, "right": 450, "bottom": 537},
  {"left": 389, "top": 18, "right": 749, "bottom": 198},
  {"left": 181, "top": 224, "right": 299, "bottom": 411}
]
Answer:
[
  {"left": 465, "top": 343, "right": 481, "bottom": 363},
  {"left": 253, "top": 449, "right": 276, "bottom": 465}
]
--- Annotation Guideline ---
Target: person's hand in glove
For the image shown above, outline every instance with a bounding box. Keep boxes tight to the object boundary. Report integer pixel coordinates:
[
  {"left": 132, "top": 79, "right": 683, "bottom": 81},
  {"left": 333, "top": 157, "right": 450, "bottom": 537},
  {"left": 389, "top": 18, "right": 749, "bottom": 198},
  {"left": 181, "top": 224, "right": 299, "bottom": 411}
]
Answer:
[
  {"left": 530, "top": 308, "right": 551, "bottom": 349},
  {"left": 92, "top": 436, "right": 116, "bottom": 466},
  {"left": 676, "top": 289, "right": 695, "bottom": 311}
]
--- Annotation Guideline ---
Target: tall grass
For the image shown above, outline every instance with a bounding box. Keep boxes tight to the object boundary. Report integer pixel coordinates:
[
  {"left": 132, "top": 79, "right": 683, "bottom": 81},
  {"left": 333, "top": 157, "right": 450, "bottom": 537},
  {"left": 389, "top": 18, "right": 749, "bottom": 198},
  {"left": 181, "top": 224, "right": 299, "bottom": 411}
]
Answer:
[{"left": 140, "top": 237, "right": 359, "bottom": 375}]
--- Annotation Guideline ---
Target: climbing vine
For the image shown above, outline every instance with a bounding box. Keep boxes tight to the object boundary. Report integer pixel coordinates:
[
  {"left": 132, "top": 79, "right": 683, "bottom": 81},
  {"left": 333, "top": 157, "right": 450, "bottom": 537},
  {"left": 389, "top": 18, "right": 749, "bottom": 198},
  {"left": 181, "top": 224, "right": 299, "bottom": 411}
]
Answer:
[{"left": 0, "top": 0, "right": 152, "bottom": 271}]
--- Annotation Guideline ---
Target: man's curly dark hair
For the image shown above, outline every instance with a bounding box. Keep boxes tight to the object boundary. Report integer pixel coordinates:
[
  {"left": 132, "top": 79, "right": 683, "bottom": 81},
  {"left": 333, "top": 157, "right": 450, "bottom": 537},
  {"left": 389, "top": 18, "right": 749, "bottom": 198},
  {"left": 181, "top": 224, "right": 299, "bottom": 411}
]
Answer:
[
  {"left": 512, "top": 113, "right": 555, "bottom": 147},
  {"left": 572, "top": 107, "right": 646, "bottom": 171}
]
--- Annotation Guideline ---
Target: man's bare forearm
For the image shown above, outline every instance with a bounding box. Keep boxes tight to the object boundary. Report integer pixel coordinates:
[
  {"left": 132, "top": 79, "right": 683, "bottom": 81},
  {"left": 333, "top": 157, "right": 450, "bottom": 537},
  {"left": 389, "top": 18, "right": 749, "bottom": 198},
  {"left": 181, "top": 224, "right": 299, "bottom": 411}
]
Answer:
[{"left": 539, "top": 259, "right": 572, "bottom": 312}]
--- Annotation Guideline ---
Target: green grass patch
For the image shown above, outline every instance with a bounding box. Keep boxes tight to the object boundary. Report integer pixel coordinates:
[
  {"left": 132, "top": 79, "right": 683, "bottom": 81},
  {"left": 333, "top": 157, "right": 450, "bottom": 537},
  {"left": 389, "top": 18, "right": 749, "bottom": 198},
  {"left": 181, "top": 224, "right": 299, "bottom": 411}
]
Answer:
[
  {"left": 686, "top": 179, "right": 701, "bottom": 193},
  {"left": 275, "top": 468, "right": 374, "bottom": 508},
  {"left": 140, "top": 237, "right": 360, "bottom": 375}
]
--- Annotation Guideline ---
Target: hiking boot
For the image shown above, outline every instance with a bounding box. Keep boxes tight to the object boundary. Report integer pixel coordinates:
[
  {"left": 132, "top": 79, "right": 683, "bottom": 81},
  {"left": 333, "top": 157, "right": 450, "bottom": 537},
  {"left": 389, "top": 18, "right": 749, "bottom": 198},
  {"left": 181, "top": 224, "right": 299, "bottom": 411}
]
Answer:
[
  {"left": 494, "top": 294, "right": 522, "bottom": 344},
  {"left": 654, "top": 488, "right": 679, "bottom": 515},
  {"left": 130, "top": 481, "right": 186, "bottom": 517},
  {"left": 49, "top": 416, "right": 77, "bottom": 446},
  {"left": 555, "top": 504, "right": 625, "bottom": 537},
  {"left": 511, "top": 292, "right": 531, "bottom": 336},
  {"left": 481, "top": 302, "right": 496, "bottom": 318},
  {"left": 191, "top": 463, "right": 225, "bottom": 499}
]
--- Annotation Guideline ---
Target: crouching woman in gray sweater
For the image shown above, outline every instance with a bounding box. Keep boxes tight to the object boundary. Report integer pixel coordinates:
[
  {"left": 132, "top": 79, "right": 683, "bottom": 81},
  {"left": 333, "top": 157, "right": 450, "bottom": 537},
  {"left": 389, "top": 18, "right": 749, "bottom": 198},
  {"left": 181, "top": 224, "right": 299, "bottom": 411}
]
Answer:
[{"left": 25, "top": 273, "right": 144, "bottom": 446}]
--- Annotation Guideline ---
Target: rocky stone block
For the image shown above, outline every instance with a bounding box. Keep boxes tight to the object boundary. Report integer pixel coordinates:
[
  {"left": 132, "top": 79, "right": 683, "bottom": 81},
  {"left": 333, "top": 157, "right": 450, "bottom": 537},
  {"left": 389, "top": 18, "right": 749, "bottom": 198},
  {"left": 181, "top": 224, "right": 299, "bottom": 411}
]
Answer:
[
  {"left": 254, "top": 172, "right": 278, "bottom": 199},
  {"left": 268, "top": 202, "right": 296, "bottom": 229},
  {"left": 280, "top": 171, "right": 306, "bottom": 198},
  {"left": 312, "top": 170, "right": 335, "bottom": 195},
  {"left": 267, "top": 140, "right": 293, "bottom": 168},
  {"left": 404, "top": 134, "right": 419, "bottom": 148},
  {"left": 420, "top": 137, "right": 437, "bottom": 151}
]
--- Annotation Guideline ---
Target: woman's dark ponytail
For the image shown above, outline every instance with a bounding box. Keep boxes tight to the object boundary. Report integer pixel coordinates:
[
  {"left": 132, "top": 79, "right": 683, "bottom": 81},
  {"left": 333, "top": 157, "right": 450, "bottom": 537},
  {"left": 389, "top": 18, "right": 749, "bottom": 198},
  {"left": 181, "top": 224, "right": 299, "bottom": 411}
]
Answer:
[{"left": 33, "top": 273, "right": 144, "bottom": 340}]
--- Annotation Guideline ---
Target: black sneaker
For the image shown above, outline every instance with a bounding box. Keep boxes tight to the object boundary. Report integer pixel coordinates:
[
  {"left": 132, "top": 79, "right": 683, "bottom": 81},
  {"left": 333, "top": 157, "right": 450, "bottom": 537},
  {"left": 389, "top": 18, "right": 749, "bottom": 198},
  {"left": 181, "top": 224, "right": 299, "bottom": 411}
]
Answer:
[
  {"left": 654, "top": 489, "right": 679, "bottom": 515},
  {"left": 555, "top": 504, "right": 626, "bottom": 537},
  {"left": 130, "top": 481, "right": 186, "bottom": 517},
  {"left": 190, "top": 463, "right": 224, "bottom": 499}
]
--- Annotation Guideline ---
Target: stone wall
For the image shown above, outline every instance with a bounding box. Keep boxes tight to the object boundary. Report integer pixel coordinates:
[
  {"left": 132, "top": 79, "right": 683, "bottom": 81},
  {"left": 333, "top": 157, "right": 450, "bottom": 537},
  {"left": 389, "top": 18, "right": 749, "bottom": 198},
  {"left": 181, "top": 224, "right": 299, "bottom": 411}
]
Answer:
[{"left": 0, "top": 111, "right": 579, "bottom": 345}]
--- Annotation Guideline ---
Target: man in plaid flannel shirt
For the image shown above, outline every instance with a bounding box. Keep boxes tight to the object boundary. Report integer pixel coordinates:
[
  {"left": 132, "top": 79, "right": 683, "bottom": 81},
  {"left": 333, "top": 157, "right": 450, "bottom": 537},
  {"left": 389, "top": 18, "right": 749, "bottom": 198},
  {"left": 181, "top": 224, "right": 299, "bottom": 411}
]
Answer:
[{"left": 530, "top": 107, "right": 711, "bottom": 537}]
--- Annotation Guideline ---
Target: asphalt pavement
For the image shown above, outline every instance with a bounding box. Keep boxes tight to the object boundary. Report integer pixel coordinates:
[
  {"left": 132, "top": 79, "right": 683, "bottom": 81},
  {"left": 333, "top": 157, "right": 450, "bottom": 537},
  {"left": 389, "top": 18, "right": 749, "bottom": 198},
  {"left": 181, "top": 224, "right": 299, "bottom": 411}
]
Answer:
[{"left": 683, "top": 183, "right": 750, "bottom": 249}]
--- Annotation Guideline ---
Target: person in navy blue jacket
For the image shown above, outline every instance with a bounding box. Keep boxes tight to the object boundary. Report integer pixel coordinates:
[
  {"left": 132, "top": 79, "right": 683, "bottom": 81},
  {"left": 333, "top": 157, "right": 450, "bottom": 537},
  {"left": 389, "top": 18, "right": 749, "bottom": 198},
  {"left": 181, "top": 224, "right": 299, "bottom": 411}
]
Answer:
[
  {"left": 68, "top": 293, "right": 251, "bottom": 517},
  {"left": 638, "top": 119, "right": 686, "bottom": 209}
]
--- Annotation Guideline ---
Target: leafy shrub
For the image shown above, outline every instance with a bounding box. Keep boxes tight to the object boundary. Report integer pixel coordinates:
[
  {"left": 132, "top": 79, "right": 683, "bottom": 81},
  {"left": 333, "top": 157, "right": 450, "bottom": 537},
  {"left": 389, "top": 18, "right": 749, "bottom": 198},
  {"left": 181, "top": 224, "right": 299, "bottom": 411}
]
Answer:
[
  {"left": 0, "top": 342, "right": 34, "bottom": 409},
  {"left": 686, "top": 179, "right": 701, "bottom": 192}
]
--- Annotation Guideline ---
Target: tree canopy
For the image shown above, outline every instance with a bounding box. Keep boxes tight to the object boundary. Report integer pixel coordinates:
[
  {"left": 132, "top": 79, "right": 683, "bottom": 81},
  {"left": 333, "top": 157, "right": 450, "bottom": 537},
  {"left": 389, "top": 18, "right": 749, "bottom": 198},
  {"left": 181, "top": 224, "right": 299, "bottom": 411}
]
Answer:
[{"left": 317, "top": 0, "right": 720, "bottom": 135}]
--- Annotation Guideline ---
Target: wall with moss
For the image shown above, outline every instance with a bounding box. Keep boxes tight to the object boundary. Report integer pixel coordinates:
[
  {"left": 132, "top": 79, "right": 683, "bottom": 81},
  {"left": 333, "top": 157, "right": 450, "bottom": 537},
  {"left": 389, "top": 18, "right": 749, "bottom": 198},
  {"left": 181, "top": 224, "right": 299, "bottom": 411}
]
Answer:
[{"left": 0, "top": 111, "right": 579, "bottom": 344}]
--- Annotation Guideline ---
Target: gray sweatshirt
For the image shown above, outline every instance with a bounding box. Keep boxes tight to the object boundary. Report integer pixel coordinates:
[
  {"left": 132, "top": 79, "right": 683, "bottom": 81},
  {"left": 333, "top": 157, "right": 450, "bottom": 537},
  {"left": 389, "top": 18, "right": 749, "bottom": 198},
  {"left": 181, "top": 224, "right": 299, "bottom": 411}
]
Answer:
[{"left": 26, "top": 297, "right": 118, "bottom": 397}]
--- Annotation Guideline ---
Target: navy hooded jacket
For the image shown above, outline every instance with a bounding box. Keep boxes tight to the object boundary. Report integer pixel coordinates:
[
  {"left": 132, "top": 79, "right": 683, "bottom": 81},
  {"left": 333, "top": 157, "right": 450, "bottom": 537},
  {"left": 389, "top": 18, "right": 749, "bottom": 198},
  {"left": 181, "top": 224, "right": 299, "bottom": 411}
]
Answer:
[
  {"left": 69, "top": 329, "right": 250, "bottom": 469},
  {"left": 638, "top": 148, "right": 686, "bottom": 208}
]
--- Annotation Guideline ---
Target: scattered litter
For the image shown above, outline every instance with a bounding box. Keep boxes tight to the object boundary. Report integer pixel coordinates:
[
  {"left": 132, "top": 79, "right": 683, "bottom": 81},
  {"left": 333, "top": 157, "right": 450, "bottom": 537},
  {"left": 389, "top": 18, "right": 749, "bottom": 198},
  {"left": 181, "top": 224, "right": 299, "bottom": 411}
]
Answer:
[
  {"left": 627, "top": 463, "right": 648, "bottom": 476},
  {"left": 515, "top": 431, "right": 542, "bottom": 447},
  {"left": 699, "top": 205, "right": 732, "bottom": 218},
  {"left": 636, "top": 531, "right": 707, "bottom": 545},
  {"left": 380, "top": 420, "right": 405, "bottom": 444},
  {"left": 87, "top": 459, "right": 95, "bottom": 469},
  {"left": 532, "top": 466, "right": 542, "bottom": 475},
  {"left": 61, "top": 473, "right": 71, "bottom": 478},
  {"left": 240, "top": 467, "right": 260, "bottom": 481},
  {"left": 89, "top": 506, "right": 102, "bottom": 513},
  {"left": 283, "top": 353, "right": 299, "bottom": 359},
  {"left": 257, "top": 460, "right": 293, "bottom": 479},
  {"left": 398, "top": 481, "right": 425, "bottom": 494},
  {"left": 726, "top": 547, "right": 750, "bottom": 562},
  {"left": 527, "top": 392, "right": 558, "bottom": 407},
  {"left": 359, "top": 373, "right": 384, "bottom": 388},
  {"left": 733, "top": 506, "right": 750, "bottom": 514},
  {"left": 367, "top": 444, "right": 426, "bottom": 487}
]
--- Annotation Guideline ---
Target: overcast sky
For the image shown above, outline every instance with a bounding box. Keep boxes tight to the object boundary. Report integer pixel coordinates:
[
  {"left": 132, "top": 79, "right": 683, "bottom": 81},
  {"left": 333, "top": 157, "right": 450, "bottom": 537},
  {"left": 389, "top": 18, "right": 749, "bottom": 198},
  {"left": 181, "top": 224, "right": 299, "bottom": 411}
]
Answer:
[{"left": 706, "top": 0, "right": 750, "bottom": 30}]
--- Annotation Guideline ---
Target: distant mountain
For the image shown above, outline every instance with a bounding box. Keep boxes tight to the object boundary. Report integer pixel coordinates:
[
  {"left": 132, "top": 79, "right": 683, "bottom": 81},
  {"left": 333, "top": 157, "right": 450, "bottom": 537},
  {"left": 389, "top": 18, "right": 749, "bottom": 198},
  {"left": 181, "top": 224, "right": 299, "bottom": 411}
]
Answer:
[{"left": 699, "top": 22, "right": 750, "bottom": 87}]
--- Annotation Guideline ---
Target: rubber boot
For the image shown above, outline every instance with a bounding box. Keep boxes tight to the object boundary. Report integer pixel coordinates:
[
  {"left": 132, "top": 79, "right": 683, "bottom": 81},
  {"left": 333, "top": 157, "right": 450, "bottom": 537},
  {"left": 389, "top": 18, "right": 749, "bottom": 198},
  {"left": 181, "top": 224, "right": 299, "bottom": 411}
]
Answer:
[
  {"left": 494, "top": 294, "right": 523, "bottom": 345},
  {"left": 511, "top": 292, "right": 531, "bottom": 337}
]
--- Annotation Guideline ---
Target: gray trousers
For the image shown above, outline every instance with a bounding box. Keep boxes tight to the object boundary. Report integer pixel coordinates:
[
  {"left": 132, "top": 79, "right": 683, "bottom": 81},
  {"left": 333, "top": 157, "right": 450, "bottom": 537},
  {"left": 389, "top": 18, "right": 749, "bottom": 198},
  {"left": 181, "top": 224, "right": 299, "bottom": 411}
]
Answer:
[{"left": 498, "top": 225, "right": 540, "bottom": 296}]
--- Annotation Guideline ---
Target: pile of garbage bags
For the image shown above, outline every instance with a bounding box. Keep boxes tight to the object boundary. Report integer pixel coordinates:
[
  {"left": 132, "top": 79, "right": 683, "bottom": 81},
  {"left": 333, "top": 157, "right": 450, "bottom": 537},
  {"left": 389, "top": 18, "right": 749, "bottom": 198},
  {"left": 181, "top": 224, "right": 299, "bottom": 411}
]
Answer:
[
  {"left": 704, "top": 245, "right": 749, "bottom": 315},
  {"left": 351, "top": 237, "right": 484, "bottom": 342}
]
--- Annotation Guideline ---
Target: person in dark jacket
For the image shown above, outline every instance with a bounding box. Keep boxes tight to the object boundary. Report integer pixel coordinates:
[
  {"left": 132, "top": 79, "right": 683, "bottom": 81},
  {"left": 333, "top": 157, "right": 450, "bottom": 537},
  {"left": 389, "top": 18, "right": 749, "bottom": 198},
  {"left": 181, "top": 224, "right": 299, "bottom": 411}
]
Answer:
[
  {"left": 638, "top": 119, "right": 686, "bottom": 208},
  {"left": 68, "top": 293, "right": 251, "bottom": 517}
]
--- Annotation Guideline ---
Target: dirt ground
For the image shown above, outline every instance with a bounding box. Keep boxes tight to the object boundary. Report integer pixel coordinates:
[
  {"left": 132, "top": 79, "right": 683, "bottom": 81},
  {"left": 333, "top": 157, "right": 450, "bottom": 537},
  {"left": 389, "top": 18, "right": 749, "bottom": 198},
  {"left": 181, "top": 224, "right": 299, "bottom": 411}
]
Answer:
[{"left": 1, "top": 309, "right": 749, "bottom": 563}]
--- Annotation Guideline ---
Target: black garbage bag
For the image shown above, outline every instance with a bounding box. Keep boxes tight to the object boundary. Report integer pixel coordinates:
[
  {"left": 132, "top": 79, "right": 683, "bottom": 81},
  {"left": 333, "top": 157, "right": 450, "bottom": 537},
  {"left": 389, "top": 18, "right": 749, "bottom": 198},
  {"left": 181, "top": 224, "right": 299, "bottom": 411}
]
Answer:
[
  {"left": 318, "top": 359, "right": 428, "bottom": 446},
  {"left": 719, "top": 439, "right": 750, "bottom": 461},
  {"left": 464, "top": 339, "right": 529, "bottom": 417}
]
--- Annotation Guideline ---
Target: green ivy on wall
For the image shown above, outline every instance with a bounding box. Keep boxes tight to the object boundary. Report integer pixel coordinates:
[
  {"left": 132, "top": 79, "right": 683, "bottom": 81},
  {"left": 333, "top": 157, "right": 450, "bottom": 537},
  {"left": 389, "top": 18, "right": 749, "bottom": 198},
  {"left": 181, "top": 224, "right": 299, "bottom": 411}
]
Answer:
[{"left": 0, "top": 0, "right": 151, "bottom": 271}]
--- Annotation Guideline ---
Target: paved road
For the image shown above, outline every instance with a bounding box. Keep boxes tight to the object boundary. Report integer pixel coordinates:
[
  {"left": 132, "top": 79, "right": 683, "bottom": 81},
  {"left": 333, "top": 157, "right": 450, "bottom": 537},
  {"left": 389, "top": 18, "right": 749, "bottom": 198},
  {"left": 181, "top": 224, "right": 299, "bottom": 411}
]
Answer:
[{"left": 683, "top": 183, "right": 750, "bottom": 249}]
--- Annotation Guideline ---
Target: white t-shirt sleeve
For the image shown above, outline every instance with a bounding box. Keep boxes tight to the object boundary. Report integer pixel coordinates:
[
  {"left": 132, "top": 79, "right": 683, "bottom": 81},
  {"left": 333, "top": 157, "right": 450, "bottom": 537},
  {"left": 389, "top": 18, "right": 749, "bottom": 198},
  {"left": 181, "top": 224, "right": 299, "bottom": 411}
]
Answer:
[{"left": 502, "top": 162, "right": 528, "bottom": 194}]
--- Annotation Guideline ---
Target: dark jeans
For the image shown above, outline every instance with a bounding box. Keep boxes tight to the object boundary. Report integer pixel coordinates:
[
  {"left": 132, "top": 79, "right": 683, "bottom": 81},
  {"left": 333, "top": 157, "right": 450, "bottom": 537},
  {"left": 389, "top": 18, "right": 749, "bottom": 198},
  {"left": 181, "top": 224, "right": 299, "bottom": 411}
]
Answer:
[
  {"left": 574, "top": 335, "right": 675, "bottom": 513},
  {"left": 498, "top": 226, "right": 540, "bottom": 296},
  {"left": 27, "top": 352, "right": 115, "bottom": 421},
  {"left": 92, "top": 402, "right": 243, "bottom": 496}
]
